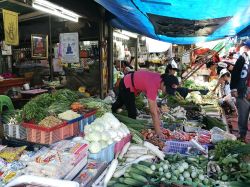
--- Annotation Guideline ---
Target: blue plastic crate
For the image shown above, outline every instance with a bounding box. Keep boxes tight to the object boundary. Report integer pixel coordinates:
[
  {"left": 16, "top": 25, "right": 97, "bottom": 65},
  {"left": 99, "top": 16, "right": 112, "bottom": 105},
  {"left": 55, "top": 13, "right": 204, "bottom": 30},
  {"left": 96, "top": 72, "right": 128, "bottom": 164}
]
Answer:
[
  {"left": 163, "top": 140, "right": 208, "bottom": 155},
  {"left": 87, "top": 114, "right": 96, "bottom": 124},
  {"left": 66, "top": 116, "right": 83, "bottom": 125},
  {"left": 88, "top": 143, "right": 115, "bottom": 162},
  {"left": 79, "top": 118, "right": 88, "bottom": 132}
]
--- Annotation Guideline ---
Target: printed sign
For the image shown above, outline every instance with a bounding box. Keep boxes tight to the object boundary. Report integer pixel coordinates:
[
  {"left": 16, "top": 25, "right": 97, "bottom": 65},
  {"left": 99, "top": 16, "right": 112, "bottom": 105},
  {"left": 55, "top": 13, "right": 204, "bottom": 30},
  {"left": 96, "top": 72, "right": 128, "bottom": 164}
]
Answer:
[
  {"left": 3, "top": 9, "right": 19, "bottom": 45},
  {"left": 60, "top": 32, "right": 79, "bottom": 63}
]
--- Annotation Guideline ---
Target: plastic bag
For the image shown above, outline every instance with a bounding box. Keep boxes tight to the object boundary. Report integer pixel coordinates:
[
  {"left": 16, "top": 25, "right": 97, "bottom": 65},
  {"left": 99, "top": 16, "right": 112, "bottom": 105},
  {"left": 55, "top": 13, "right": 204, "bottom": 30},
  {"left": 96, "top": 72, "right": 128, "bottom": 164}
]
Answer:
[{"left": 210, "top": 127, "right": 236, "bottom": 143}]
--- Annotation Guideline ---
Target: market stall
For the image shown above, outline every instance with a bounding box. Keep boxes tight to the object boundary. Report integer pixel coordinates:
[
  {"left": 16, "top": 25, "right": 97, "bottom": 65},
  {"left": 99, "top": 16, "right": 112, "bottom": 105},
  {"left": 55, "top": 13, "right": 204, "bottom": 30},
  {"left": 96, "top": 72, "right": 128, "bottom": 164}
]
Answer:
[{"left": 0, "top": 82, "right": 249, "bottom": 187}]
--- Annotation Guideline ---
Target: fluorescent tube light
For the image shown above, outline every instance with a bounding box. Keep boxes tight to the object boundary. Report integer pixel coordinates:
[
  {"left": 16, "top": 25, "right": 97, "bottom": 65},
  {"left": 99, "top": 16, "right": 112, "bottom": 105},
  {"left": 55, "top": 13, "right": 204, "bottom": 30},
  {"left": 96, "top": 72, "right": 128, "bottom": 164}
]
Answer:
[{"left": 32, "top": 0, "right": 81, "bottom": 22}]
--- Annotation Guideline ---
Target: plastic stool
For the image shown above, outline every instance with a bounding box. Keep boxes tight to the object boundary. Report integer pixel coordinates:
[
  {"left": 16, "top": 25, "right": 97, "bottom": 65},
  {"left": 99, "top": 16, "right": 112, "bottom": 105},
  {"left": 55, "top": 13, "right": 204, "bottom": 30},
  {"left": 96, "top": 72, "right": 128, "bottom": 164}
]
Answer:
[{"left": 0, "top": 95, "right": 14, "bottom": 113}]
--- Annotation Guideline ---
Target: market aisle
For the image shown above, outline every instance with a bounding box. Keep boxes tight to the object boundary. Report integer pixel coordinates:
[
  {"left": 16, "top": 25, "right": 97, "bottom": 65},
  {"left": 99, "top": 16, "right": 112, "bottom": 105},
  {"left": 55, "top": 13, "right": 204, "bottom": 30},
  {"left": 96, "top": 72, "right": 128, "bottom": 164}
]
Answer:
[{"left": 227, "top": 115, "right": 250, "bottom": 142}]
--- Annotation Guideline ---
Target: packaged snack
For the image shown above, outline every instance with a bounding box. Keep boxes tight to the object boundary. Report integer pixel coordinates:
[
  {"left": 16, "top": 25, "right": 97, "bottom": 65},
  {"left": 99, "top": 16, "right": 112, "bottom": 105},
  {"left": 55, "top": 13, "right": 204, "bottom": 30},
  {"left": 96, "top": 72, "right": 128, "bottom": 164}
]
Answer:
[
  {"left": 74, "top": 159, "right": 107, "bottom": 186},
  {"left": 0, "top": 146, "right": 26, "bottom": 162},
  {"left": 2, "top": 171, "right": 16, "bottom": 183},
  {"left": 7, "top": 161, "right": 26, "bottom": 171}
]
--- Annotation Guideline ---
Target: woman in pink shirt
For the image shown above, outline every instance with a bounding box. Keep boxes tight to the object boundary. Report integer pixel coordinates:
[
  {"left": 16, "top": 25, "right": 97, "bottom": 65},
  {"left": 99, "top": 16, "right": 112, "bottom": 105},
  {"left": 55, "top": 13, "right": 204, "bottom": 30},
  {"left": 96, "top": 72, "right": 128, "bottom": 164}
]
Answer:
[{"left": 112, "top": 70, "right": 179, "bottom": 137}]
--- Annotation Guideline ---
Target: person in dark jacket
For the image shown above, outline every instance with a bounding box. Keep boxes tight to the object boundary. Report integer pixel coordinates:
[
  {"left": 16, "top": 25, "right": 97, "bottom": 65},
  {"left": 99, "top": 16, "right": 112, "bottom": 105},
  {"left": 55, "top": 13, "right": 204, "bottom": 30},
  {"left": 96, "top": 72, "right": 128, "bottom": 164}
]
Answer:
[{"left": 230, "top": 40, "right": 250, "bottom": 141}]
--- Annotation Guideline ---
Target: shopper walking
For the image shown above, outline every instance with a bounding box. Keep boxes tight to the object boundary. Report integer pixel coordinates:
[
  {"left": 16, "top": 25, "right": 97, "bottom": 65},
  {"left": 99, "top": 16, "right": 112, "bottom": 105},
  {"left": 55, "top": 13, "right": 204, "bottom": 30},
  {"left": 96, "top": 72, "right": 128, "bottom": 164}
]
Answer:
[
  {"left": 230, "top": 40, "right": 250, "bottom": 142},
  {"left": 112, "top": 71, "right": 179, "bottom": 137}
]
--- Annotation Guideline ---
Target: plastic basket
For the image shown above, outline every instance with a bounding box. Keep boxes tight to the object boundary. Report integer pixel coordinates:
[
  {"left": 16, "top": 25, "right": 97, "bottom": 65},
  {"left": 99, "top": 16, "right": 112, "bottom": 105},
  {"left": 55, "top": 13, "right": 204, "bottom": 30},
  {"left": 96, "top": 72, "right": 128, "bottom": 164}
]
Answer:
[
  {"left": 3, "top": 124, "right": 26, "bottom": 139},
  {"left": 22, "top": 122, "right": 79, "bottom": 144},
  {"left": 114, "top": 134, "right": 132, "bottom": 154},
  {"left": 79, "top": 110, "right": 97, "bottom": 132},
  {"left": 184, "top": 125, "right": 201, "bottom": 133},
  {"left": 66, "top": 116, "right": 83, "bottom": 125},
  {"left": 163, "top": 140, "right": 208, "bottom": 155},
  {"left": 88, "top": 143, "right": 115, "bottom": 163}
]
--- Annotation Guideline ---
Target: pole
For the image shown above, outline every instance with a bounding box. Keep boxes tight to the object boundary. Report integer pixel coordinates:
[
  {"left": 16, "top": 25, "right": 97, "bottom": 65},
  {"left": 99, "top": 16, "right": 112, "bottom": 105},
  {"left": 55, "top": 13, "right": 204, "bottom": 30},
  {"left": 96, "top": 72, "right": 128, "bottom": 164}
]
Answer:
[
  {"left": 135, "top": 37, "right": 139, "bottom": 71},
  {"left": 48, "top": 16, "right": 54, "bottom": 81},
  {"left": 99, "top": 9, "right": 104, "bottom": 99},
  {"left": 107, "top": 24, "right": 113, "bottom": 90}
]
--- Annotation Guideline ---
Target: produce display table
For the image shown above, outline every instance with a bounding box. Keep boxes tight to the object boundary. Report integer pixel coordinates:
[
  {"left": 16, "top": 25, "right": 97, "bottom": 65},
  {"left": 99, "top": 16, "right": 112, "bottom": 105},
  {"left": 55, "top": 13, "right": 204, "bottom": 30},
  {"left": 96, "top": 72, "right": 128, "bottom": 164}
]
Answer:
[
  {"left": 0, "top": 87, "right": 248, "bottom": 187},
  {"left": 0, "top": 78, "right": 27, "bottom": 94}
]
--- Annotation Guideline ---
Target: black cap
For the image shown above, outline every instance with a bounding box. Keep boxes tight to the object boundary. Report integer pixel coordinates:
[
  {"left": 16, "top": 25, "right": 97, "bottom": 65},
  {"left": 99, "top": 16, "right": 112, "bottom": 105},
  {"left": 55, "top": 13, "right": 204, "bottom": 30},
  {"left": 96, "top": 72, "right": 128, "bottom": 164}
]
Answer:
[{"left": 161, "top": 74, "right": 179, "bottom": 95}]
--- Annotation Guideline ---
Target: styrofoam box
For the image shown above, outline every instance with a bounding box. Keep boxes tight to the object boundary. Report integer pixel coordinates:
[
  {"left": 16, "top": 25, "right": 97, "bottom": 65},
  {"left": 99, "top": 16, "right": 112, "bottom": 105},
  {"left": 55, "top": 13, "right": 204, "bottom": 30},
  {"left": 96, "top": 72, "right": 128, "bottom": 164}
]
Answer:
[{"left": 5, "top": 175, "right": 79, "bottom": 187}]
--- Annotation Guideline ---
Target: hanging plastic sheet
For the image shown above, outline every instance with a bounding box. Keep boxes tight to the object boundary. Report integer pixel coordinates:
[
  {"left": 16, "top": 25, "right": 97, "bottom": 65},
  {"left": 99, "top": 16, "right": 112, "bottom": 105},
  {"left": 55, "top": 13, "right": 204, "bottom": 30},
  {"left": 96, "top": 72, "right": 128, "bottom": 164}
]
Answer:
[
  {"left": 237, "top": 25, "right": 250, "bottom": 37},
  {"left": 95, "top": 0, "right": 250, "bottom": 44}
]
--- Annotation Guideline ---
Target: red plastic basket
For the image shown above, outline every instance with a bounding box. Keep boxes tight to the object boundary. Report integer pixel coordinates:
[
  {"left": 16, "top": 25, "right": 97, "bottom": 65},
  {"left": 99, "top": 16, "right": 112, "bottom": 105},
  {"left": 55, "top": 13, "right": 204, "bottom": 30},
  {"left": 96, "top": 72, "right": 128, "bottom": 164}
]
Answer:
[
  {"left": 114, "top": 134, "right": 132, "bottom": 154},
  {"left": 82, "top": 109, "right": 97, "bottom": 118},
  {"left": 22, "top": 122, "right": 79, "bottom": 144}
]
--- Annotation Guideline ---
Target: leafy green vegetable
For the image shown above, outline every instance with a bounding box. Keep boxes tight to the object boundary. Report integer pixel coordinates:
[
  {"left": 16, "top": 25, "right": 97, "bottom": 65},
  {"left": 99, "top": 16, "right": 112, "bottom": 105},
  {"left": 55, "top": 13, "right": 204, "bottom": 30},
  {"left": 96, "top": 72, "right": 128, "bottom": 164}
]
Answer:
[
  {"left": 52, "top": 89, "right": 78, "bottom": 103},
  {"left": 229, "top": 144, "right": 250, "bottom": 155},
  {"left": 214, "top": 140, "right": 244, "bottom": 160},
  {"left": 1, "top": 109, "right": 22, "bottom": 124},
  {"left": 135, "top": 94, "right": 146, "bottom": 110},
  {"left": 78, "top": 98, "right": 111, "bottom": 117},
  {"left": 22, "top": 89, "right": 79, "bottom": 123},
  {"left": 48, "top": 101, "right": 71, "bottom": 115},
  {"left": 183, "top": 80, "right": 206, "bottom": 90},
  {"left": 203, "top": 115, "right": 226, "bottom": 130}
]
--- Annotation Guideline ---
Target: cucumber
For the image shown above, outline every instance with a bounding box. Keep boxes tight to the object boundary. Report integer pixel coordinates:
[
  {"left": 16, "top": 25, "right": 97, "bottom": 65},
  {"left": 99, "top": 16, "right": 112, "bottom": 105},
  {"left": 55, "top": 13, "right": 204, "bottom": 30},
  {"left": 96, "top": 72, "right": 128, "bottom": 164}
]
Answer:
[
  {"left": 134, "top": 164, "right": 153, "bottom": 175},
  {"left": 124, "top": 172, "right": 131, "bottom": 178},
  {"left": 228, "top": 181, "right": 250, "bottom": 187},
  {"left": 113, "top": 183, "right": 130, "bottom": 187},
  {"left": 129, "top": 166, "right": 148, "bottom": 176},
  {"left": 108, "top": 180, "right": 117, "bottom": 186},
  {"left": 138, "top": 161, "right": 151, "bottom": 167},
  {"left": 123, "top": 177, "right": 145, "bottom": 186},
  {"left": 119, "top": 178, "right": 125, "bottom": 183},
  {"left": 129, "top": 172, "right": 148, "bottom": 183}
]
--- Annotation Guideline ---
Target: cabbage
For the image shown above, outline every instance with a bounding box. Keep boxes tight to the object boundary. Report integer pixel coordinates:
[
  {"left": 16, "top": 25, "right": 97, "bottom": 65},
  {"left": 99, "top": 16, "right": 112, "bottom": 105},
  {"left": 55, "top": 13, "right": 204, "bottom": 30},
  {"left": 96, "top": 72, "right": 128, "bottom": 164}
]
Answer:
[
  {"left": 121, "top": 123, "right": 130, "bottom": 134},
  {"left": 102, "top": 113, "right": 121, "bottom": 129},
  {"left": 103, "top": 120, "right": 112, "bottom": 130},
  {"left": 117, "top": 130, "right": 124, "bottom": 138},
  {"left": 108, "top": 130, "right": 117, "bottom": 139},
  {"left": 84, "top": 125, "right": 92, "bottom": 134},
  {"left": 114, "top": 137, "right": 121, "bottom": 142},
  {"left": 101, "top": 131, "right": 110, "bottom": 141},
  {"left": 100, "top": 141, "right": 108, "bottom": 149},
  {"left": 88, "top": 131, "right": 101, "bottom": 142},
  {"left": 89, "top": 142, "right": 101, "bottom": 153},
  {"left": 84, "top": 134, "right": 91, "bottom": 141},
  {"left": 107, "top": 139, "right": 113, "bottom": 145},
  {"left": 93, "top": 122, "right": 104, "bottom": 132}
]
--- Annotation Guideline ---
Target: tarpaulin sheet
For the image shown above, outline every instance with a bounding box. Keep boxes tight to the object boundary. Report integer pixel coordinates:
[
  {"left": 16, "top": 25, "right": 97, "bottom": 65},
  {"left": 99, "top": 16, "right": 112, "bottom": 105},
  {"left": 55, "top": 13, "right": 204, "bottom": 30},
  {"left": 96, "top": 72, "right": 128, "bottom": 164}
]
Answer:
[
  {"left": 237, "top": 25, "right": 250, "bottom": 37},
  {"left": 95, "top": 0, "right": 250, "bottom": 44}
]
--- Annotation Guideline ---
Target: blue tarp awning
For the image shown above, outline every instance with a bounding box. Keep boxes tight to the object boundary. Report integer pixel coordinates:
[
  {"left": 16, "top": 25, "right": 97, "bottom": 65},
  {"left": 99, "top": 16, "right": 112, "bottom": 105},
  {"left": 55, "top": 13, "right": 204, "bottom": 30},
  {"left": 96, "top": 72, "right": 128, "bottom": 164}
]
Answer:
[{"left": 95, "top": 0, "right": 250, "bottom": 44}]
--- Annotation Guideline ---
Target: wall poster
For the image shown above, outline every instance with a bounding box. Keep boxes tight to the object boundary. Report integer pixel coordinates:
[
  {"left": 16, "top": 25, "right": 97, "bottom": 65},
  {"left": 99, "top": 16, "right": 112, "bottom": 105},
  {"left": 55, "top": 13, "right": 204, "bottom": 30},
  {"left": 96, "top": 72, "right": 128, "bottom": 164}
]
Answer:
[
  {"left": 31, "top": 34, "right": 48, "bottom": 59},
  {"left": 59, "top": 32, "right": 79, "bottom": 63}
]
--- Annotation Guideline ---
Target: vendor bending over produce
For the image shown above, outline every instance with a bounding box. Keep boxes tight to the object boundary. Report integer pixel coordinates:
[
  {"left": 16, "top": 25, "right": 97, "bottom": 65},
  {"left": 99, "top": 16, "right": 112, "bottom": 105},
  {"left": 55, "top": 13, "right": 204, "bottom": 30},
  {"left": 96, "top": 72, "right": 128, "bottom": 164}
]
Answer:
[
  {"left": 112, "top": 70, "right": 179, "bottom": 138},
  {"left": 213, "top": 69, "right": 236, "bottom": 112}
]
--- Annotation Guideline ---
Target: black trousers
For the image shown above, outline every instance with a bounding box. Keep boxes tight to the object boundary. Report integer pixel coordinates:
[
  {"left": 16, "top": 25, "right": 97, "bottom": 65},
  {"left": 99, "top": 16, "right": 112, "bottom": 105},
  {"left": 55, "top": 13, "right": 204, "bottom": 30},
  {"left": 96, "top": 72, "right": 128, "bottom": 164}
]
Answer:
[{"left": 112, "top": 79, "right": 137, "bottom": 119}]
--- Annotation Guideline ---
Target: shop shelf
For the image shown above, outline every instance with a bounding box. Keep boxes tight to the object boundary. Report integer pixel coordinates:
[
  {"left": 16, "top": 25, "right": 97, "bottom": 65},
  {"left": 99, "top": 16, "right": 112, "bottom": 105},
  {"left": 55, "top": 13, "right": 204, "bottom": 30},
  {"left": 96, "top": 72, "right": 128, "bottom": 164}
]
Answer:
[
  {"left": 89, "top": 143, "right": 115, "bottom": 163},
  {"left": 22, "top": 122, "right": 79, "bottom": 145},
  {"left": 3, "top": 124, "right": 26, "bottom": 140},
  {"left": 114, "top": 134, "right": 131, "bottom": 154},
  {"left": 163, "top": 140, "right": 208, "bottom": 155}
]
